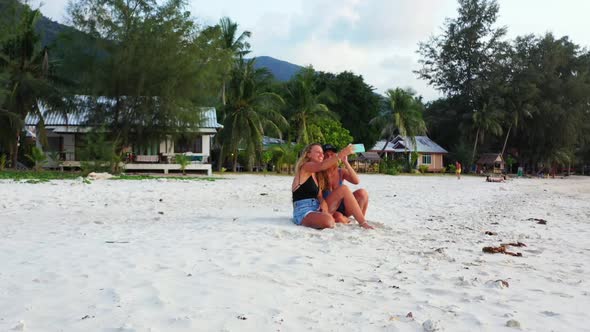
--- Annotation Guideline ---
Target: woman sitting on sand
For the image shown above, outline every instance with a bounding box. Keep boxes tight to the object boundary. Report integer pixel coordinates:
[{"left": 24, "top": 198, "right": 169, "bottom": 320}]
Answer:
[{"left": 292, "top": 143, "right": 373, "bottom": 229}]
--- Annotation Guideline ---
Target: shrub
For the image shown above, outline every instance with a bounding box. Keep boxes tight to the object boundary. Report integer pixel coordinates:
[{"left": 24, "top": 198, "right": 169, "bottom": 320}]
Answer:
[
  {"left": 25, "top": 147, "right": 47, "bottom": 172},
  {"left": 79, "top": 130, "right": 118, "bottom": 175},
  {"left": 175, "top": 154, "right": 190, "bottom": 175},
  {"left": 448, "top": 164, "right": 456, "bottom": 173},
  {"left": 379, "top": 159, "right": 403, "bottom": 175},
  {"left": 418, "top": 165, "right": 429, "bottom": 174}
]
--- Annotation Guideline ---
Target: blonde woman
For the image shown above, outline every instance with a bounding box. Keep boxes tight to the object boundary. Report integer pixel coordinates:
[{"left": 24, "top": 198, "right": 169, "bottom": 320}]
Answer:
[{"left": 292, "top": 143, "right": 373, "bottom": 229}]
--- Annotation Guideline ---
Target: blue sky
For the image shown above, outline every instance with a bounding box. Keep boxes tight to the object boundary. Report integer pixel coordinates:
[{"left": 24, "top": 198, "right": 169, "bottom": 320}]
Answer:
[{"left": 30, "top": 0, "right": 590, "bottom": 101}]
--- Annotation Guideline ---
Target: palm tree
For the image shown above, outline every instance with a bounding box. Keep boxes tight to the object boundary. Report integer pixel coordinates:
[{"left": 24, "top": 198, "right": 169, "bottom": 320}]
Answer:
[
  {"left": 370, "top": 88, "right": 427, "bottom": 157},
  {"left": 269, "top": 143, "right": 301, "bottom": 174},
  {"left": 470, "top": 103, "right": 503, "bottom": 165},
  {"left": 215, "top": 17, "right": 251, "bottom": 171},
  {"left": 219, "top": 17, "right": 251, "bottom": 106},
  {"left": 285, "top": 66, "right": 335, "bottom": 144},
  {"left": 0, "top": 5, "right": 70, "bottom": 168},
  {"left": 221, "top": 58, "right": 287, "bottom": 172}
]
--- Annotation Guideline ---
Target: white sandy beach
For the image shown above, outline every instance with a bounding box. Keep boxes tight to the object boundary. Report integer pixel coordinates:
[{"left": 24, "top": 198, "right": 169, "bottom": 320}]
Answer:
[{"left": 1, "top": 174, "right": 589, "bottom": 331}]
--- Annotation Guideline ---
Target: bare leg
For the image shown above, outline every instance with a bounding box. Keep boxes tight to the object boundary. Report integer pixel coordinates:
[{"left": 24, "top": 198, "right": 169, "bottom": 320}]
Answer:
[
  {"left": 301, "top": 211, "right": 335, "bottom": 229},
  {"left": 352, "top": 189, "right": 369, "bottom": 216},
  {"left": 325, "top": 186, "right": 373, "bottom": 229}
]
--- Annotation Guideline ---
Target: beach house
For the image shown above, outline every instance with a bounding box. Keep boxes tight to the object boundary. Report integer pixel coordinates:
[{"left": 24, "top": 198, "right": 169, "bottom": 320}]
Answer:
[
  {"left": 369, "top": 135, "right": 448, "bottom": 172},
  {"left": 25, "top": 104, "right": 222, "bottom": 175}
]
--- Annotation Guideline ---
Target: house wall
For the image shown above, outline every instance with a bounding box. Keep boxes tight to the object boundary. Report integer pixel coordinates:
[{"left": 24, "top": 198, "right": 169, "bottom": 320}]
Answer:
[
  {"left": 40, "top": 132, "right": 76, "bottom": 161},
  {"left": 416, "top": 153, "right": 445, "bottom": 171},
  {"left": 160, "top": 133, "right": 212, "bottom": 159},
  {"left": 160, "top": 136, "right": 175, "bottom": 155}
]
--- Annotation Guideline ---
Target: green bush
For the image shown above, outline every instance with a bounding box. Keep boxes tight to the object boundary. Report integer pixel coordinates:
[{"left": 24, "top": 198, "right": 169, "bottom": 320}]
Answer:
[
  {"left": 440, "top": 166, "right": 447, "bottom": 174},
  {"left": 175, "top": 154, "right": 190, "bottom": 175},
  {"left": 79, "top": 130, "right": 119, "bottom": 175},
  {"left": 25, "top": 147, "right": 47, "bottom": 172},
  {"left": 418, "top": 165, "right": 429, "bottom": 173},
  {"left": 447, "top": 164, "right": 456, "bottom": 173},
  {"left": 379, "top": 159, "right": 403, "bottom": 175}
]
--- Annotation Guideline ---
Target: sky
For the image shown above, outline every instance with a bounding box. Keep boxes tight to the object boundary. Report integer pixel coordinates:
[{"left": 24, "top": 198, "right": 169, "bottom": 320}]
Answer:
[{"left": 29, "top": 0, "right": 590, "bottom": 101}]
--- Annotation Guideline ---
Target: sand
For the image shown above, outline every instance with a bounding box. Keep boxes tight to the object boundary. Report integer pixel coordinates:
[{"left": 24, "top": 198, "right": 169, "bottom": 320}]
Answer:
[{"left": 1, "top": 174, "right": 589, "bottom": 331}]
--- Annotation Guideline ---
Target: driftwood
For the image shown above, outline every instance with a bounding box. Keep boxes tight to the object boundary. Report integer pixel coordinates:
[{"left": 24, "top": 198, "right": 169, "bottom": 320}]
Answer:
[{"left": 482, "top": 242, "right": 526, "bottom": 257}]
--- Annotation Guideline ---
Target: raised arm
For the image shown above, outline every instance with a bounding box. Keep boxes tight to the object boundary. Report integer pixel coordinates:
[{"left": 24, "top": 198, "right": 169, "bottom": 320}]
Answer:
[
  {"left": 302, "top": 145, "right": 354, "bottom": 173},
  {"left": 341, "top": 155, "right": 360, "bottom": 184}
]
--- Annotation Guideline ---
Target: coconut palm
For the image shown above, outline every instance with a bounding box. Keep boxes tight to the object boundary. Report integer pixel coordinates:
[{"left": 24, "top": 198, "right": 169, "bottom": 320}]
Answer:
[
  {"left": 219, "top": 16, "right": 251, "bottom": 106},
  {"left": 214, "top": 17, "right": 251, "bottom": 171},
  {"left": 285, "top": 66, "right": 336, "bottom": 144},
  {"left": 0, "top": 5, "right": 70, "bottom": 168},
  {"left": 25, "top": 146, "right": 47, "bottom": 172},
  {"left": 470, "top": 103, "right": 503, "bottom": 165},
  {"left": 269, "top": 143, "right": 301, "bottom": 174},
  {"left": 221, "top": 58, "right": 287, "bottom": 172},
  {"left": 370, "top": 88, "right": 427, "bottom": 153}
]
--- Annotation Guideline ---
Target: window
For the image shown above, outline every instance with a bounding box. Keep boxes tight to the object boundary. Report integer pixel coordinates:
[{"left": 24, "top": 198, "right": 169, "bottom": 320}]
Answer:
[
  {"left": 175, "top": 136, "right": 202, "bottom": 153},
  {"left": 422, "top": 154, "right": 432, "bottom": 165},
  {"left": 47, "top": 136, "right": 63, "bottom": 152}
]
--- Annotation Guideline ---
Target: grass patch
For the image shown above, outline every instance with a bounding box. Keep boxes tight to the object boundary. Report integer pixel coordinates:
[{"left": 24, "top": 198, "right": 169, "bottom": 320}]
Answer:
[
  {"left": 112, "top": 174, "right": 219, "bottom": 181},
  {"left": 0, "top": 170, "right": 82, "bottom": 182}
]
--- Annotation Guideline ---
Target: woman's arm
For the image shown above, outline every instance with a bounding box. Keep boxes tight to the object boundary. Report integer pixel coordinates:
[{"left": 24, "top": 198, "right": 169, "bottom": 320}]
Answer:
[
  {"left": 302, "top": 145, "right": 354, "bottom": 173},
  {"left": 341, "top": 155, "right": 360, "bottom": 185}
]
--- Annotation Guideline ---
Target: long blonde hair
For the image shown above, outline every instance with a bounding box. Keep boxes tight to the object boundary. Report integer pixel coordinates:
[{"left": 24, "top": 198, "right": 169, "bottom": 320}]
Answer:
[{"left": 295, "top": 143, "right": 330, "bottom": 193}]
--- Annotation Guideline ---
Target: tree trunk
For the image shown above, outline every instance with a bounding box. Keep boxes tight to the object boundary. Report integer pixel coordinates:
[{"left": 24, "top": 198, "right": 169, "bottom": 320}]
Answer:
[
  {"left": 217, "top": 144, "right": 224, "bottom": 171},
  {"left": 11, "top": 129, "right": 19, "bottom": 169},
  {"left": 471, "top": 128, "right": 480, "bottom": 170},
  {"left": 232, "top": 151, "right": 238, "bottom": 172},
  {"left": 379, "top": 134, "right": 394, "bottom": 160},
  {"left": 500, "top": 124, "right": 512, "bottom": 157},
  {"left": 221, "top": 82, "right": 226, "bottom": 106}
]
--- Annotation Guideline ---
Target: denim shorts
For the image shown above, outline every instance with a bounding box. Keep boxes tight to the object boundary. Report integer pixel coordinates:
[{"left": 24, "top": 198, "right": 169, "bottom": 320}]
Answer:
[{"left": 292, "top": 198, "right": 320, "bottom": 225}]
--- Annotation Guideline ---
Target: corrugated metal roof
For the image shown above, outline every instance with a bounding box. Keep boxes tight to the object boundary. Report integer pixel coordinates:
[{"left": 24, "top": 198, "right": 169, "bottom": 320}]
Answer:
[
  {"left": 25, "top": 100, "right": 221, "bottom": 129},
  {"left": 199, "top": 107, "right": 223, "bottom": 129},
  {"left": 25, "top": 112, "right": 89, "bottom": 126},
  {"left": 349, "top": 152, "right": 382, "bottom": 161},
  {"left": 263, "top": 136, "right": 286, "bottom": 145},
  {"left": 370, "top": 135, "right": 448, "bottom": 154}
]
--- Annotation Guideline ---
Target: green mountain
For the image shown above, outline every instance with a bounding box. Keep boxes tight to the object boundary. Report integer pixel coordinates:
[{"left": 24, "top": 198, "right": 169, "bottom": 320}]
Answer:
[{"left": 252, "top": 56, "right": 303, "bottom": 81}]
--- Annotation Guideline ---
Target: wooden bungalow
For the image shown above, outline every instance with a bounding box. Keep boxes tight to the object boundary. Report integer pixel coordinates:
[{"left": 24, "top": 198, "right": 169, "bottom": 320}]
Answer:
[
  {"left": 25, "top": 104, "right": 222, "bottom": 175},
  {"left": 369, "top": 135, "right": 448, "bottom": 172},
  {"left": 349, "top": 152, "right": 381, "bottom": 173},
  {"left": 476, "top": 153, "right": 505, "bottom": 174}
]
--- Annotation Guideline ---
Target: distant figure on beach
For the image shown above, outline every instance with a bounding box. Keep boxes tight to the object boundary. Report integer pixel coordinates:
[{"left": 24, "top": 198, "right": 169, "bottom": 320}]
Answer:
[
  {"left": 455, "top": 161, "right": 462, "bottom": 179},
  {"left": 486, "top": 175, "right": 506, "bottom": 182},
  {"left": 322, "top": 144, "right": 369, "bottom": 224},
  {"left": 291, "top": 143, "right": 373, "bottom": 229}
]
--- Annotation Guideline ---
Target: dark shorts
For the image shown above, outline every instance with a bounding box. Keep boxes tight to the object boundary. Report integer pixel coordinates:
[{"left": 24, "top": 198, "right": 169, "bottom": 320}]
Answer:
[
  {"left": 323, "top": 190, "right": 346, "bottom": 215},
  {"left": 336, "top": 202, "right": 346, "bottom": 214}
]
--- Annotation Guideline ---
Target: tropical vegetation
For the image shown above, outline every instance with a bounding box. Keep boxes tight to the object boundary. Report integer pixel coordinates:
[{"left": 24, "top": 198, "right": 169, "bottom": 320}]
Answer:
[{"left": 1, "top": 0, "right": 588, "bottom": 176}]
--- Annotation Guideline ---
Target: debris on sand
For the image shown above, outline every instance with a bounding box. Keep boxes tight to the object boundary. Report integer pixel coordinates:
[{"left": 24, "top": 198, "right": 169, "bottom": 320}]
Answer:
[
  {"left": 482, "top": 245, "right": 523, "bottom": 257},
  {"left": 500, "top": 242, "right": 527, "bottom": 247},
  {"left": 527, "top": 218, "right": 547, "bottom": 225}
]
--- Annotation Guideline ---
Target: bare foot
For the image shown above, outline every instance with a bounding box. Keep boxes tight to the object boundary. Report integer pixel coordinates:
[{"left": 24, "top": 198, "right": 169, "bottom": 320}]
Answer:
[{"left": 333, "top": 212, "right": 350, "bottom": 224}]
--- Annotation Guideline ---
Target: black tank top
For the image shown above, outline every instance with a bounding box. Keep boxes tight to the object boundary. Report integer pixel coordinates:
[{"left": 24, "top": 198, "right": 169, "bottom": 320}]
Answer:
[{"left": 292, "top": 175, "right": 319, "bottom": 201}]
